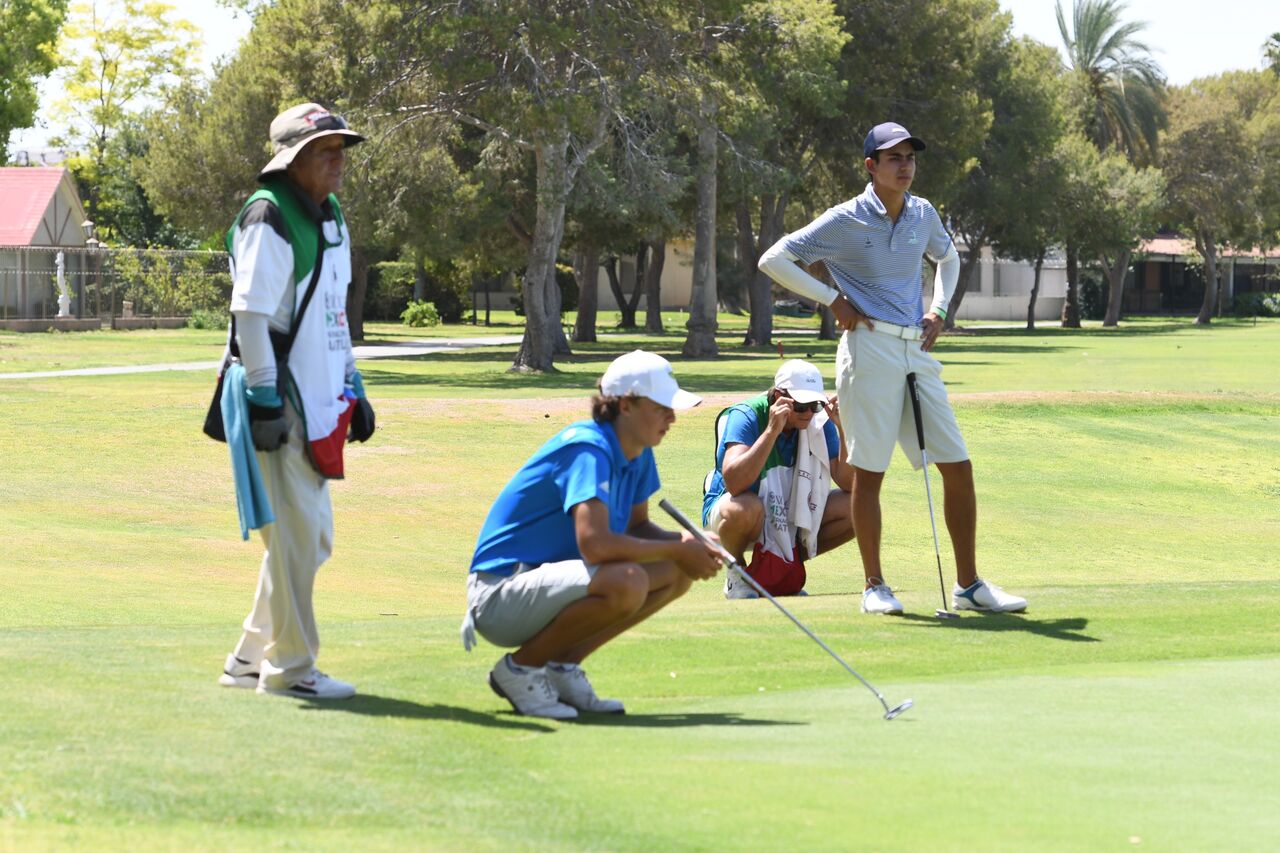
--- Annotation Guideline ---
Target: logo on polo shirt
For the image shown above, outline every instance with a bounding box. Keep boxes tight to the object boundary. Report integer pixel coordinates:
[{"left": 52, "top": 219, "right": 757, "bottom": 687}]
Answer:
[{"left": 599, "top": 481, "right": 610, "bottom": 494}]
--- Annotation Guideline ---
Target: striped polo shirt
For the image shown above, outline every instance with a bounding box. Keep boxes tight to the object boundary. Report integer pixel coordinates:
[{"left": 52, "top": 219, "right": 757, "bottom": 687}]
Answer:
[{"left": 779, "top": 184, "right": 954, "bottom": 327}]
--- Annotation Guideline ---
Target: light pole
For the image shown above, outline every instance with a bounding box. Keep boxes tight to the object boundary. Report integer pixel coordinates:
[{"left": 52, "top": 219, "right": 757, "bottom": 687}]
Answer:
[{"left": 81, "top": 219, "right": 101, "bottom": 318}]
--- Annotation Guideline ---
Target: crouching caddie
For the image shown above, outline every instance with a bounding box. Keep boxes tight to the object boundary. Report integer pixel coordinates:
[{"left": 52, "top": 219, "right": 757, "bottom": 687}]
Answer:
[
  {"left": 461, "top": 351, "right": 722, "bottom": 720},
  {"left": 702, "top": 360, "right": 855, "bottom": 598}
]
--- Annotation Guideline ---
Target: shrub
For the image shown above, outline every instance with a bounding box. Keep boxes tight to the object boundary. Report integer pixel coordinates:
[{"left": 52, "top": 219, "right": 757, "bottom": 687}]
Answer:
[
  {"left": 187, "top": 307, "right": 229, "bottom": 330},
  {"left": 1232, "top": 292, "right": 1280, "bottom": 317},
  {"left": 400, "top": 300, "right": 441, "bottom": 328},
  {"left": 1078, "top": 270, "right": 1107, "bottom": 321}
]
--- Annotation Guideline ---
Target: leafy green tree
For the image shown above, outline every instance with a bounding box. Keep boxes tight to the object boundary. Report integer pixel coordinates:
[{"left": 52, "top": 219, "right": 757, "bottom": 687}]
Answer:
[
  {"left": 380, "top": 0, "right": 681, "bottom": 371},
  {"left": 1265, "top": 33, "right": 1280, "bottom": 76},
  {"left": 50, "top": 0, "right": 200, "bottom": 228},
  {"left": 0, "top": 0, "right": 69, "bottom": 160},
  {"left": 1055, "top": 0, "right": 1165, "bottom": 163},
  {"left": 719, "top": 0, "right": 848, "bottom": 347},
  {"left": 945, "top": 36, "right": 1066, "bottom": 328},
  {"left": 1162, "top": 77, "right": 1271, "bottom": 325}
]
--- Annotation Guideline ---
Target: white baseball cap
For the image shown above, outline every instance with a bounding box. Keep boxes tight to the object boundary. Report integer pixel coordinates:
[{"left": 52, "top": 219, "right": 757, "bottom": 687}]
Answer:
[
  {"left": 773, "top": 359, "right": 827, "bottom": 404},
  {"left": 600, "top": 350, "right": 702, "bottom": 411}
]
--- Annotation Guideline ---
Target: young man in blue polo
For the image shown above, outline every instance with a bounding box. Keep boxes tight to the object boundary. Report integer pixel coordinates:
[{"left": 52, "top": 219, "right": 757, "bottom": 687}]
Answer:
[
  {"left": 758, "top": 122, "right": 1026, "bottom": 616},
  {"left": 461, "top": 351, "right": 723, "bottom": 719}
]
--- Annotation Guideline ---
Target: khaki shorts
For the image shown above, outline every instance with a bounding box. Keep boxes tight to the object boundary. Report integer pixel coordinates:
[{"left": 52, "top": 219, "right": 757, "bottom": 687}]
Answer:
[
  {"left": 466, "top": 559, "right": 598, "bottom": 648},
  {"left": 834, "top": 326, "right": 968, "bottom": 473}
]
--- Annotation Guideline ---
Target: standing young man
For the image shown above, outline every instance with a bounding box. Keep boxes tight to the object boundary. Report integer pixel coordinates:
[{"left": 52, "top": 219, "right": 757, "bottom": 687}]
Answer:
[
  {"left": 702, "top": 360, "right": 855, "bottom": 598},
  {"left": 217, "top": 103, "right": 376, "bottom": 698},
  {"left": 461, "top": 351, "right": 723, "bottom": 719},
  {"left": 758, "top": 122, "right": 1026, "bottom": 615}
]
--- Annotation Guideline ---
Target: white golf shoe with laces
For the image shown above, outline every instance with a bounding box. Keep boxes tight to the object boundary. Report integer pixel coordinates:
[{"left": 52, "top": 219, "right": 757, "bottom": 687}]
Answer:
[
  {"left": 547, "top": 662, "right": 625, "bottom": 714},
  {"left": 724, "top": 570, "right": 759, "bottom": 600},
  {"left": 861, "top": 582, "right": 904, "bottom": 615},
  {"left": 488, "top": 654, "right": 578, "bottom": 720},
  {"left": 953, "top": 578, "right": 1027, "bottom": 613},
  {"left": 257, "top": 669, "right": 356, "bottom": 699}
]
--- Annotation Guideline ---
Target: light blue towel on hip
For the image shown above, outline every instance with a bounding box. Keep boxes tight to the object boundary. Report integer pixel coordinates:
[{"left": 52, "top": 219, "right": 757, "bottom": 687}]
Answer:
[{"left": 220, "top": 363, "right": 274, "bottom": 540}]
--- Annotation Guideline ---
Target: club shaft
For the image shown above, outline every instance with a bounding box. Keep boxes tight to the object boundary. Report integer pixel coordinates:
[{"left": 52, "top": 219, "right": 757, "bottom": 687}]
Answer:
[
  {"left": 658, "top": 499, "right": 891, "bottom": 713},
  {"left": 907, "top": 373, "right": 950, "bottom": 611}
]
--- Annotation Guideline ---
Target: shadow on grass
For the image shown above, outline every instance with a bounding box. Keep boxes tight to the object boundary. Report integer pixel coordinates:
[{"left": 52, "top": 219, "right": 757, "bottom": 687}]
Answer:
[
  {"left": 296, "top": 693, "right": 555, "bottom": 732},
  {"left": 570, "top": 711, "right": 804, "bottom": 728},
  {"left": 898, "top": 612, "right": 1098, "bottom": 642}
]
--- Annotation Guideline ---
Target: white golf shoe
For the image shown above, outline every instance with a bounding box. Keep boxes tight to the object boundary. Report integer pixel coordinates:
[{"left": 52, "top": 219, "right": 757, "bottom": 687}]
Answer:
[
  {"left": 861, "top": 582, "right": 904, "bottom": 615},
  {"left": 488, "top": 654, "right": 578, "bottom": 720},
  {"left": 953, "top": 578, "right": 1027, "bottom": 613},
  {"left": 257, "top": 669, "right": 356, "bottom": 700},
  {"left": 724, "top": 570, "right": 759, "bottom": 600},
  {"left": 547, "top": 662, "right": 625, "bottom": 714},
  {"left": 217, "top": 653, "right": 259, "bottom": 689}
]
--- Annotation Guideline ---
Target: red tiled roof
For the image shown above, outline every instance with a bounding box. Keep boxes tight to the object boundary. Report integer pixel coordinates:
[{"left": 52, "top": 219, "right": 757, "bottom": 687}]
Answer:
[
  {"left": 1140, "top": 235, "right": 1280, "bottom": 260},
  {"left": 0, "top": 167, "right": 70, "bottom": 245}
]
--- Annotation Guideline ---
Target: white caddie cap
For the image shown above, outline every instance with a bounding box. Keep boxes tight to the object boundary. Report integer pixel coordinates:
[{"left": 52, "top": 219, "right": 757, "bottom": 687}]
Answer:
[
  {"left": 600, "top": 350, "right": 702, "bottom": 411},
  {"left": 773, "top": 359, "right": 827, "bottom": 404}
]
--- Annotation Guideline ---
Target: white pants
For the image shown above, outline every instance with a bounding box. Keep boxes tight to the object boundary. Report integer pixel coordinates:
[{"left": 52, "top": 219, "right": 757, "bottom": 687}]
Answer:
[
  {"left": 835, "top": 326, "right": 968, "bottom": 473},
  {"left": 232, "top": 408, "right": 333, "bottom": 689}
]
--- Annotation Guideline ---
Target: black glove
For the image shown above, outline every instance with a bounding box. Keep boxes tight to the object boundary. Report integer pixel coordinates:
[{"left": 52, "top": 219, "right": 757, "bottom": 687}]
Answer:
[
  {"left": 248, "top": 403, "right": 290, "bottom": 451},
  {"left": 349, "top": 397, "right": 376, "bottom": 443}
]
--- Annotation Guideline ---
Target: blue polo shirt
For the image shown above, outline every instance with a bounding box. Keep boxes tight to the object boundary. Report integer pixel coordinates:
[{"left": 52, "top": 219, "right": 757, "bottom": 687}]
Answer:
[
  {"left": 778, "top": 183, "right": 953, "bottom": 327},
  {"left": 701, "top": 405, "right": 840, "bottom": 525},
  {"left": 469, "top": 420, "right": 661, "bottom": 576}
]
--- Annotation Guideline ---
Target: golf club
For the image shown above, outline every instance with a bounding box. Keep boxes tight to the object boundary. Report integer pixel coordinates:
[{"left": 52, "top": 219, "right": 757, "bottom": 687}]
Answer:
[
  {"left": 659, "top": 499, "right": 913, "bottom": 721},
  {"left": 905, "top": 372, "right": 960, "bottom": 620}
]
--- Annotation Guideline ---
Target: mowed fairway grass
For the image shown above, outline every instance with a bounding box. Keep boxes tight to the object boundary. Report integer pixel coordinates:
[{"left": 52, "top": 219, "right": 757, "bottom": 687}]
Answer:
[{"left": 1, "top": 317, "right": 1278, "bottom": 851}]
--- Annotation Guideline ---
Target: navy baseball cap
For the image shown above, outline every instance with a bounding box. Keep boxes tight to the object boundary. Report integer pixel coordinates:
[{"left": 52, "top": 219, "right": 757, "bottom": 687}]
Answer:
[{"left": 863, "top": 122, "right": 926, "bottom": 158}]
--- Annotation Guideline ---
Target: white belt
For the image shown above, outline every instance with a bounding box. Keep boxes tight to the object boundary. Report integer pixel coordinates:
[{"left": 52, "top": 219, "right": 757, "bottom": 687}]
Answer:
[{"left": 861, "top": 320, "right": 923, "bottom": 341}]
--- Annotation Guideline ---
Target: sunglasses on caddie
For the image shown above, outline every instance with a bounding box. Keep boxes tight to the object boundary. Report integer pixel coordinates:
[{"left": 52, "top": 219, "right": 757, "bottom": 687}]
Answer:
[{"left": 788, "top": 398, "right": 823, "bottom": 414}]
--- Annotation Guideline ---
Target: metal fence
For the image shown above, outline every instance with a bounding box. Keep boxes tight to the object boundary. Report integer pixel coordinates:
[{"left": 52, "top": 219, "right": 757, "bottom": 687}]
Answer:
[{"left": 0, "top": 245, "right": 231, "bottom": 322}]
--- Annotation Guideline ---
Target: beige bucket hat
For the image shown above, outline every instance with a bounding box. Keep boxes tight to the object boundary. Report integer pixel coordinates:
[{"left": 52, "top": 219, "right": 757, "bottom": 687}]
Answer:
[{"left": 258, "top": 102, "right": 365, "bottom": 181}]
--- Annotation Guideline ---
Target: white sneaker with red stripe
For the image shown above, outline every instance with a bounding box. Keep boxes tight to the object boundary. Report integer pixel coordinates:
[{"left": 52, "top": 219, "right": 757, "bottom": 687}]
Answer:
[{"left": 257, "top": 669, "right": 356, "bottom": 700}]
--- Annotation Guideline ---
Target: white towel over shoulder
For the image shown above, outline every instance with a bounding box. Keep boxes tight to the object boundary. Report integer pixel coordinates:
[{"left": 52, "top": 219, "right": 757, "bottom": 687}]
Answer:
[{"left": 790, "top": 412, "right": 832, "bottom": 558}]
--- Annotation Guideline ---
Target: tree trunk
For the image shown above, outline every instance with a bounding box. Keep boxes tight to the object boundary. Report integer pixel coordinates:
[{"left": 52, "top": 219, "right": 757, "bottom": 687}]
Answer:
[
  {"left": 1194, "top": 233, "right": 1218, "bottom": 326},
  {"left": 1101, "top": 247, "right": 1132, "bottom": 327},
  {"left": 413, "top": 253, "right": 426, "bottom": 302},
  {"left": 348, "top": 244, "right": 368, "bottom": 342},
  {"left": 1061, "top": 242, "right": 1081, "bottom": 328},
  {"left": 683, "top": 93, "right": 719, "bottom": 358},
  {"left": 628, "top": 243, "right": 645, "bottom": 317},
  {"left": 818, "top": 305, "right": 837, "bottom": 340},
  {"left": 944, "top": 231, "right": 985, "bottom": 330},
  {"left": 550, "top": 270, "right": 571, "bottom": 355},
  {"left": 572, "top": 247, "right": 599, "bottom": 343},
  {"left": 603, "top": 257, "right": 636, "bottom": 328},
  {"left": 512, "top": 140, "right": 573, "bottom": 372},
  {"left": 1026, "top": 249, "right": 1045, "bottom": 331},
  {"left": 644, "top": 238, "right": 665, "bottom": 333}
]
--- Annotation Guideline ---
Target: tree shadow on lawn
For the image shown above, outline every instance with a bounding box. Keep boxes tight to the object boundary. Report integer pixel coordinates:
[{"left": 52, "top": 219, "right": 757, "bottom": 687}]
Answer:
[
  {"left": 898, "top": 613, "right": 1098, "bottom": 642},
  {"left": 296, "top": 693, "right": 555, "bottom": 732}
]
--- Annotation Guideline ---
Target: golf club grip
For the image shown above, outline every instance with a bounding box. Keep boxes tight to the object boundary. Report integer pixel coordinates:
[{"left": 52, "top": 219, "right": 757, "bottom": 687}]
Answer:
[{"left": 906, "top": 372, "right": 926, "bottom": 451}]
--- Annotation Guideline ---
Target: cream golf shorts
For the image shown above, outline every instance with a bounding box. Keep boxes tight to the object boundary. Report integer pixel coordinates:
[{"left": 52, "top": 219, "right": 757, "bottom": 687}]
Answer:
[
  {"left": 466, "top": 559, "right": 598, "bottom": 648},
  {"left": 835, "top": 325, "right": 968, "bottom": 473}
]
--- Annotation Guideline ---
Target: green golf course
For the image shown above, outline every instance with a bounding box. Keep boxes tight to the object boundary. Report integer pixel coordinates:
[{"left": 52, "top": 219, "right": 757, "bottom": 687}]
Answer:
[{"left": 1, "top": 316, "right": 1277, "bottom": 851}]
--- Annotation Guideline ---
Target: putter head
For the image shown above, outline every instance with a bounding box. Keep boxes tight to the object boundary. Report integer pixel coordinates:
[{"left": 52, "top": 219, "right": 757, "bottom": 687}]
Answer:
[
  {"left": 935, "top": 609, "right": 960, "bottom": 619},
  {"left": 884, "top": 699, "right": 913, "bottom": 720}
]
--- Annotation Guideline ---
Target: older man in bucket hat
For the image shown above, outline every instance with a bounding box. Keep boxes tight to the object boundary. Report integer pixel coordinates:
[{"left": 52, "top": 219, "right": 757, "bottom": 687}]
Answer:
[
  {"left": 758, "top": 121, "right": 1027, "bottom": 616},
  {"left": 215, "top": 103, "right": 376, "bottom": 699}
]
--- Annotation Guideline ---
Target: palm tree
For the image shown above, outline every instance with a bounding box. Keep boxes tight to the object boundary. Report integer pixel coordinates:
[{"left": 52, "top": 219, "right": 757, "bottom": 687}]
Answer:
[{"left": 1056, "top": 0, "right": 1166, "bottom": 162}]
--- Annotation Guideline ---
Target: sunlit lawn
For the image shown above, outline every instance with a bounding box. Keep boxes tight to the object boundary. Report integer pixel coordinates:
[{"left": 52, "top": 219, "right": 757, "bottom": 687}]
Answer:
[{"left": 1, "top": 317, "right": 1277, "bottom": 850}]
